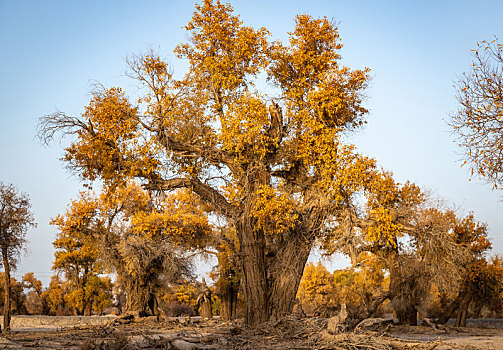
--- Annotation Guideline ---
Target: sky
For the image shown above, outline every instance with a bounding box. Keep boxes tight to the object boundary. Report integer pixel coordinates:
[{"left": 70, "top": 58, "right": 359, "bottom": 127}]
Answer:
[{"left": 1, "top": 0, "right": 503, "bottom": 286}]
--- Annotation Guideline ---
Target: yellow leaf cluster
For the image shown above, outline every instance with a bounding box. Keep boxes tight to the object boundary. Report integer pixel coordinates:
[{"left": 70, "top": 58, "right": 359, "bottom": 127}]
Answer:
[{"left": 251, "top": 185, "right": 298, "bottom": 237}]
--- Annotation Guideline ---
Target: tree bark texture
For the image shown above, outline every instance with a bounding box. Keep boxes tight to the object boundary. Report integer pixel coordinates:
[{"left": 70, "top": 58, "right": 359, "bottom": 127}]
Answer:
[
  {"left": 2, "top": 246, "right": 11, "bottom": 333},
  {"left": 238, "top": 212, "right": 315, "bottom": 326},
  {"left": 436, "top": 289, "right": 468, "bottom": 324},
  {"left": 123, "top": 280, "right": 158, "bottom": 317},
  {"left": 219, "top": 283, "right": 238, "bottom": 321},
  {"left": 267, "top": 228, "right": 314, "bottom": 319},
  {"left": 455, "top": 294, "right": 471, "bottom": 327},
  {"left": 389, "top": 256, "right": 419, "bottom": 326},
  {"left": 238, "top": 216, "right": 269, "bottom": 326},
  {"left": 200, "top": 300, "right": 212, "bottom": 319}
]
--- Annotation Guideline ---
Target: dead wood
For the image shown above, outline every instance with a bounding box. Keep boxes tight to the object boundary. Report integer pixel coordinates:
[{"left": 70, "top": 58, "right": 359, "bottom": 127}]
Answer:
[{"left": 353, "top": 318, "right": 394, "bottom": 333}]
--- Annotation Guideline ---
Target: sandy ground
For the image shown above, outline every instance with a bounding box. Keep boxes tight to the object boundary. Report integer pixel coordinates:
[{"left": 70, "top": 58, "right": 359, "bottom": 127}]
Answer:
[
  {"left": 390, "top": 324, "right": 503, "bottom": 349},
  {"left": 0, "top": 316, "right": 502, "bottom": 349}
]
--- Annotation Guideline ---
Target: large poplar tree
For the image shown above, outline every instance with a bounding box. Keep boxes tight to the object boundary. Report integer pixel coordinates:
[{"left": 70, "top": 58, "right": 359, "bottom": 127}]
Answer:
[{"left": 39, "top": 0, "right": 378, "bottom": 325}]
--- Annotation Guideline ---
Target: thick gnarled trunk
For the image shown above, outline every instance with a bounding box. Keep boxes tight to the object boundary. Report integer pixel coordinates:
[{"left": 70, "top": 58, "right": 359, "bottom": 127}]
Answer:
[
  {"left": 238, "top": 215, "right": 315, "bottom": 326},
  {"left": 268, "top": 230, "right": 314, "bottom": 319},
  {"left": 123, "top": 279, "right": 158, "bottom": 317},
  {"left": 389, "top": 255, "right": 419, "bottom": 326},
  {"left": 436, "top": 288, "right": 469, "bottom": 325},
  {"left": 238, "top": 216, "right": 269, "bottom": 326}
]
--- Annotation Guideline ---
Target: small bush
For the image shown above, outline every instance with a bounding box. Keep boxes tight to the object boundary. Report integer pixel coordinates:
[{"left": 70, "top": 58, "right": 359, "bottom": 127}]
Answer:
[{"left": 163, "top": 302, "right": 195, "bottom": 317}]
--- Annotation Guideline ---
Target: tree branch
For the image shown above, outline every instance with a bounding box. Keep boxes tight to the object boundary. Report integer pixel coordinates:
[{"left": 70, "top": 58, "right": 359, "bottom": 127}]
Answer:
[
  {"left": 144, "top": 177, "right": 238, "bottom": 218},
  {"left": 155, "top": 131, "right": 240, "bottom": 174}
]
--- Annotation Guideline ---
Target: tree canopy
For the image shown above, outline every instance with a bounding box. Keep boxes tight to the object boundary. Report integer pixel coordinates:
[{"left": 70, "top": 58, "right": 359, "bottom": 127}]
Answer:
[{"left": 450, "top": 39, "right": 503, "bottom": 188}]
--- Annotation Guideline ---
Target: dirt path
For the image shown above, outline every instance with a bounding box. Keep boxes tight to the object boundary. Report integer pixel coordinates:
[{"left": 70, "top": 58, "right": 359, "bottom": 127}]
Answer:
[{"left": 389, "top": 325, "right": 503, "bottom": 350}]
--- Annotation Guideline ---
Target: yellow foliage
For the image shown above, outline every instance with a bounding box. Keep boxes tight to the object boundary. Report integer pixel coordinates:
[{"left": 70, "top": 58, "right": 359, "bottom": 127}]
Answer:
[
  {"left": 297, "top": 262, "right": 333, "bottom": 312},
  {"left": 174, "top": 284, "right": 199, "bottom": 307},
  {"left": 251, "top": 185, "right": 298, "bottom": 236},
  {"left": 175, "top": 0, "right": 269, "bottom": 96},
  {"left": 297, "top": 259, "right": 386, "bottom": 317},
  {"left": 130, "top": 188, "right": 212, "bottom": 248}
]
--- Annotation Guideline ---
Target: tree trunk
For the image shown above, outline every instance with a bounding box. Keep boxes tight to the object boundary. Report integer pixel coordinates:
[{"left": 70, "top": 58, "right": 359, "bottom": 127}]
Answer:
[
  {"left": 350, "top": 291, "right": 391, "bottom": 328},
  {"left": 389, "top": 255, "right": 419, "bottom": 326},
  {"left": 238, "top": 211, "right": 315, "bottom": 326},
  {"left": 436, "top": 289, "right": 469, "bottom": 324},
  {"left": 219, "top": 283, "right": 238, "bottom": 321},
  {"left": 123, "top": 279, "right": 155, "bottom": 316},
  {"left": 268, "top": 229, "right": 314, "bottom": 319},
  {"left": 2, "top": 246, "right": 11, "bottom": 333},
  {"left": 455, "top": 295, "right": 471, "bottom": 327},
  {"left": 84, "top": 302, "right": 92, "bottom": 316},
  {"left": 200, "top": 299, "right": 212, "bottom": 319},
  {"left": 238, "top": 216, "right": 269, "bottom": 326},
  {"left": 471, "top": 302, "right": 483, "bottom": 319},
  {"left": 40, "top": 296, "right": 51, "bottom": 315},
  {"left": 437, "top": 293, "right": 462, "bottom": 324}
]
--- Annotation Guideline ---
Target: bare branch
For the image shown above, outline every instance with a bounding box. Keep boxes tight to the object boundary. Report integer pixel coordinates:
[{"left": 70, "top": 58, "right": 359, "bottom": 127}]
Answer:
[{"left": 37, "top": 112, "right": 90, "bottom": 145}]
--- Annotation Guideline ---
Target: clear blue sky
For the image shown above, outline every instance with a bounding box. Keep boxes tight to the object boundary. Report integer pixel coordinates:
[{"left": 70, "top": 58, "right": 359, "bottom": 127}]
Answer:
[{"left": 1, "top": 0, "right": 502, "bottom": 285}]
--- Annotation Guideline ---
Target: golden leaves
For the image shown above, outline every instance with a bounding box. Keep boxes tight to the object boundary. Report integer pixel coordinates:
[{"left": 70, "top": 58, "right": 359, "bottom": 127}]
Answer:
[
  {"left": 219, "top": 94, "right": 271, "bottom": 163},
  {"left": 251, "top": 185, "right": 298, "bottom": 237},
  {"left": 175, "top": 0, "right": 269, "bottom": 96},
  {"left": 130, "top": 189, "right": 212, "bottom": 249},
  {"left": 363, "top": 173, "right": 423, "bottom": 248},
  {"left": 65, "top": 87, "right": 160, "bottom": 184}
]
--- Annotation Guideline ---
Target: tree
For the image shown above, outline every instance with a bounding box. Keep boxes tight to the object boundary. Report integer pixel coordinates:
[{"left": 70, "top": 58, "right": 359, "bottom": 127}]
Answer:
[
  {"left": 51, "top": 193, "right": 101, "bottom": 315},
  {"left": 43, "top": 275, "right": 70, "bottom": 315},
  {"left": 208, "top": 228, "right": 240, "bottom": 321},
  {"left": 437, "top": 214, "right": 503, "bottom": 326},
  {"left": 450, "top": 38, "right": 503, "bottom": 188},
  {"left": 331, "top": 254, "right": 387, "bottom": 319},
  {"left": 0, "top": 182, "right": 36, "bottom": 332},
  {"left": 23, "top": 272, "right": 50, "bottom": 315},
  {"left": 84, "top": 275, "right": 113, "bottom": 315},
  {"left": 39, "top": 0, "right": 374, "bottom": 325},
  {"left": 0, "top": 274, "right": 28, "bottom": 316},
  {"left": 297, "top": 259, "right": 386, "bottom": 318},
  {"left": 51, "top": 183, "right": 208, "bottom": 316},
  {"left": 323, "top": 172, "right": 471, "bottom": 325},
  {"left": 297, "top": 262, "right": 333, "bottom": 316}
]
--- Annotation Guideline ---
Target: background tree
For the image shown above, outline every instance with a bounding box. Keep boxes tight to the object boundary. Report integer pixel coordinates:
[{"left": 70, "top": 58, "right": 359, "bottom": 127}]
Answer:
[
  {"left": 51, "top": 193, "right": 101, "bottom": 315},
  {"left": 39, "top": 0, "right": 374, "bottom": 325},
  {"left": 297, "top": 258, "right": 386, "bottom": 318},
  {"left": 323, "top": 173, "right": 471, "bottom": 325},
  {"left": 297, "top": 262, "right": 333, "bottom": 316},
  {"left": 208, "top": 229, "right": 240, "bottom": 321},
  {"left": 22, "top": 272, "right": 50, "bottom": 315},
  {"left": 43, "top": 275, "right": 70, "bottom": 315},
  {"left": 51, "top": 183, "right": 210, "bottom": 316},
  {"left": 437, "top": 214, "right": 503, "bottom": 326},
  {"left": 0, "top": 274, "right": 28, "bottom": 316},
  {"left": 83, "top": 275, "right": 113, "bottom": 315},
  {"left": 331, "top": 253, "right": 387, "bottom": 319},
  {"left": 0, "top": 182, "right": 36, "bottom": 332},
  {"left": 450, "top": 38, "right": 503, "bottom": 188}
]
